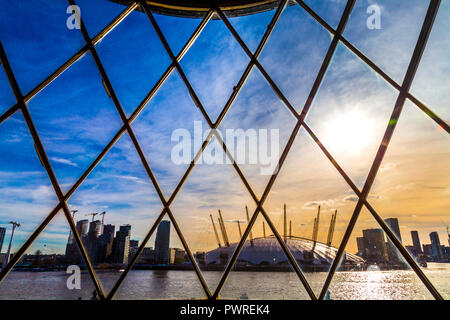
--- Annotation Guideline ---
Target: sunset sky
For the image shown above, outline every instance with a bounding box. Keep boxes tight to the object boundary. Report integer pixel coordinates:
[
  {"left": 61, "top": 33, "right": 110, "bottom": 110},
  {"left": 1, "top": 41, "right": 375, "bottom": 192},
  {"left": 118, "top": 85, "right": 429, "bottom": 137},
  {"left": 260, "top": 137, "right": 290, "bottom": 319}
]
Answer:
[{"left": 0, "top": 0, "right": 448, "bottom": 280}]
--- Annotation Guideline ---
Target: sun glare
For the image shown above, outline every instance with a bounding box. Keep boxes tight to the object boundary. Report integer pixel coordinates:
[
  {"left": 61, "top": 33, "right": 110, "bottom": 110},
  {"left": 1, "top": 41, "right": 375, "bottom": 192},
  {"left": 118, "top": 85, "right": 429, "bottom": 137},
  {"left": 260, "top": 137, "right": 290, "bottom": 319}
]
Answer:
[{"left": 323, "top": 110, "right": 374, "bottom": 154}]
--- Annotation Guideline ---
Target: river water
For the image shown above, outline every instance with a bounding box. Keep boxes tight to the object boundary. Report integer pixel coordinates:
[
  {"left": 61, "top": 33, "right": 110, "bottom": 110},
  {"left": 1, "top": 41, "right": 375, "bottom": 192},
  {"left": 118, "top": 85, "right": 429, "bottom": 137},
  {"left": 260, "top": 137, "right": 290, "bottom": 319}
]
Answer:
[{"left": 0, "top": 263, "right": 448, "bottom": 300}]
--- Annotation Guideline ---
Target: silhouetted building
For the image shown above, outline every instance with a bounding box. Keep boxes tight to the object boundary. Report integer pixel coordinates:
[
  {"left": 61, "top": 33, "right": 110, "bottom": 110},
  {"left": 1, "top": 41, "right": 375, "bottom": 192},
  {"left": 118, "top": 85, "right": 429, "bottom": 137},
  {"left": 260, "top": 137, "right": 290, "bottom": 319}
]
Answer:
[
  {"left": 356, "top": 237, "right": 365, "bottom": 257},
  {"left": 0, "top": 227, "right": 6, "bottom": 253},
  {"left": 155, "top": 221, "right": 170, "bottom": 264},
  {"left": 384, "top": 218, "right": 402, "bottom": 264},
  {"left": 76, "top": 219, "right": 89, "bottom": 237},
  {"left": 430, "top": 232, "right": 443, "bottom": 260},
  {"left": 97, "top": 224, "right": 115, "bottom": 263},
  {"left": 423, "top": 244, "right": 433, "bottom": 256},
  {"left": 362, "top": 229, "right": 388, "bottom": 263},
  {"left": 86, "top": 220, "right": 101, "bottom": 264},
  {"left": 136, "top": 247, "right": 156, "bottom": 264},
  {"left": 411, "top": 231, "right": 422, "bottom": 255},
  {"left": 112, "top": 225, "right": 131, "bottom": 264}
]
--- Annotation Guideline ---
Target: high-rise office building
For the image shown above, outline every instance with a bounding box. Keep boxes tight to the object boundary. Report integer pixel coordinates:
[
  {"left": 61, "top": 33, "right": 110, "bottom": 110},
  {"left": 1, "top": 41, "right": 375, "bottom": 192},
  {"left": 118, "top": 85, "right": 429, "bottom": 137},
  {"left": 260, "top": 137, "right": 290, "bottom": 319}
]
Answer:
[
  {"left": 155, "top": 221, "right": 170, "bottom": 264},
  {"left": 430, "top": 232, "right": 443, "bottom": 260},
  {"left": 97, "top": 224, "right": 115, "bottom": 263},
  {"left": 411, "top": 231, "right": 422, "bottom": 255},
  {"left": 0, "top": 227, "right": 6, "bottom": 253},
  {"left": 112, "top": 225, "right": 131, "bottom": 264},
  {"left": 76, "top": 219, "right": 89, "bottom": 237},
  {"left": 384, "top": 218, "right": 402, "bottom": 264},
  {"left": 356, "top": 237, "right": 366, "bottom": 257},
  {"left": 362, "top": 229, "right": 388, "bottom": 263},
  {"left": 86, "top": 220, "right": 102, "bottom": 264},
  {"left": 384, "top": 218, "right": 402, "bottom": 242}
]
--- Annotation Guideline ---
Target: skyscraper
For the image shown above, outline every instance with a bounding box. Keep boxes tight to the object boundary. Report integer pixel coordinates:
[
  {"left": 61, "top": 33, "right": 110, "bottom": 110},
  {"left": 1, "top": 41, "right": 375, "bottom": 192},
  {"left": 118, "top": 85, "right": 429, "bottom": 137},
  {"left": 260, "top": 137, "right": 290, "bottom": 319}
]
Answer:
[
  {"left": 356, "top": 237, "right": 366, "bottom": 257},
  {"left": 411, "top": 231, "right": 422, "bottom": 255},
  {"left": 384, "top": 218, "right": 402, "bottom": 264},
  {"left": 429, "top": 232, "right": 443, "bottom": 260},
  {"left": 76, "top": 219, "right": 89, "bottom": 237},
  {"left": 0, "top": 227, "right": 6, "bottom": 253},
  {"left": 97, "top": 224, "right": 115, "bottom": 263},
  {"left": 384, "top": 218, "right": 402, "bottom": 242},
  {"left": 112, "top": 225, "right": 131, "bottom": 264},
  {"left": 362, "top": 229, "right": 388, "bottom": 263},
  {"left": 86, "top": 220, "right": 102, "bottom": 264},
  {"left": 155, "top": 221, "right": 170, "bottom": 264}
]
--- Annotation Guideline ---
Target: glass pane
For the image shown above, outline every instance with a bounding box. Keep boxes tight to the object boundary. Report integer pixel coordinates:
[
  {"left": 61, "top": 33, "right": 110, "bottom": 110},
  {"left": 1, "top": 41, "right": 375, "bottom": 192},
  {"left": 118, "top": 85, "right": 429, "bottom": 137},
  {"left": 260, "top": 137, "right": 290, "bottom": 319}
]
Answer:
[
  {"left": 96, "top": 8, "right": 172, "bottom": 116},
  {"left": 132, "top": 70, "right": 208, "bottom": 198},
  {"left": 170, "top": 137, "right": 257, "bottom": 292},
  {"left": 180, "top": 18, "right": 250, "bottom": 122},
  {"left": 264, "top": 129, "right": 361, "bottom": 296},
  {"left": 305, "top": 43, "right": 398, "bottom": 189},
  {"left": 343, "top": 0, "right": 429, "bottom": 83},
  {"left": 220, "top": 214, "right": 311, "bottom": 300},
  {"left": 0, "top": 212, "right": 98, "bottom": 300},
  {"left": 259, "top": 2, "right": 332, "bottom": 111},
  {"left": 154, "top": 13, "right": 202, "bottom": 57},
  {"left": 410, "top": 0, "right": 450, "bottom": 124},
  {"left": 66, "top": 132, "right": 163, "bottom": 296},
  {"left": 0, "top": 113, "right": 59, "bottom": 270},
  {"left": 226, "top": 8, "right": 276, "bottom": 54},
  {"left": 113, "top": 216, "right": 206, "bottom": 299},
  {"left": 368, "top": 100, "right": 450, "bottom": 299},
  {"left": 76, "top": 0, "right": 127, "bottom": 38},
  {"left": 219, "top": 67, "right": 297, "bottom": 198},
  {"left": 302, "top": 0, "right": 347, "bottom": 29},
  {"left": 327, "top": 207, "right": 434, "bottom": 300},
  {"left": 0, "top": 67, "right": 15, "bottom": 115},
  {"left": 27, "top": 53, "right": 123, "bottom": 193},
  {"left": 0, "top": 0, "right": 85, "bottom": 94}
]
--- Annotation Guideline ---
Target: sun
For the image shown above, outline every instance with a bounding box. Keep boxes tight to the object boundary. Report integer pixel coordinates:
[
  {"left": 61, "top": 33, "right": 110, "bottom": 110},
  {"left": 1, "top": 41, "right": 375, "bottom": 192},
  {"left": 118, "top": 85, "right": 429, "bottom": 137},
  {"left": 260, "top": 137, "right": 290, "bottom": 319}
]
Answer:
[{"left": 323, "top": 109, "right": 375, "bottom": 154}]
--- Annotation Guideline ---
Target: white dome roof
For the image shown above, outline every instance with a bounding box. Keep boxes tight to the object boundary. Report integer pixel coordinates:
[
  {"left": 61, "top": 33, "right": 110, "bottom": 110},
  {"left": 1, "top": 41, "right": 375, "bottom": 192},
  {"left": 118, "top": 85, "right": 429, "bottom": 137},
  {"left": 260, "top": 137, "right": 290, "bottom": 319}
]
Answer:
[{"left": 206, "top": 236, "right": 364, "bottom": 265}]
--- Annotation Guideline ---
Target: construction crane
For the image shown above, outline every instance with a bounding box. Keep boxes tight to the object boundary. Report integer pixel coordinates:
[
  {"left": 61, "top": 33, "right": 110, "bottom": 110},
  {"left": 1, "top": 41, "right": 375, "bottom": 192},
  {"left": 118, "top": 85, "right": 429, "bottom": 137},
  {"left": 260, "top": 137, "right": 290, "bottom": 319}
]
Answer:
[
  {"left": 210, "top": 214, "right": 222, "bottom": 248},
  {"left": 246, "top": 206, "right": 254, "bottom": 246},
  {"left": 99, "top": 211, "right": 106, "bottom": 233},
  {"left": 312, "top": 205, "right": 321, "bottom": 251},
  {"left": 85, "top": 212, "right": 98, "bottom": 222},
  {"left": 2, "top": 221, "right": 20, "bottom": 268}
]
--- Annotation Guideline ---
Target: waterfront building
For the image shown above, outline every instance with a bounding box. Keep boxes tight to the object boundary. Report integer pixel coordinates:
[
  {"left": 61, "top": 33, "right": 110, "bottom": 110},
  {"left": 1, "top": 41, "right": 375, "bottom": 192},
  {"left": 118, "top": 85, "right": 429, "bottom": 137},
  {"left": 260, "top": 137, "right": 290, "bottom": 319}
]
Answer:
[
  {"left": 112, "top": 225, "right": 131, "bottom": 264},
  {"left": 430, "top": 232, "right": 443, "bottom": 260},
  {"left": 155, "top": 221, "right": 170, "bottom": 264},
  {"left": 97, "top": 224, "right": 115, "bottom": 263},
  {"left": 384, "top": 218, "right": 402, "bottom": 264},
  {"left": 362, "top": 229, "right": 388, "bottom": 263},
  {"left": 411, "top": 231, "right": 422, "bottom": 255}
]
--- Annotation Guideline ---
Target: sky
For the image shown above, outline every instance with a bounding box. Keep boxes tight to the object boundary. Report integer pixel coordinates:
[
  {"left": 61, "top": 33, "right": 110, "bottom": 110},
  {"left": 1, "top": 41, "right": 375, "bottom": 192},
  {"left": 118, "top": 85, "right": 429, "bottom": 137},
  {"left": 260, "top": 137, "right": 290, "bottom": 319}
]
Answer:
[{"left": 0, "top": 0, "right": 449, "bottom": 283}]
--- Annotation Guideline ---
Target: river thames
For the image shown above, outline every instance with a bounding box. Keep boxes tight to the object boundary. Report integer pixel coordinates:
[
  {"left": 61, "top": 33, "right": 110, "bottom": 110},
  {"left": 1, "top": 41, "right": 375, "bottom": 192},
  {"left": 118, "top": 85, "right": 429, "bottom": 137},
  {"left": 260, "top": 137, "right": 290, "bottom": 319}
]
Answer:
[{"left": 0, "top": 263, "right": 448, "bottom": 300}]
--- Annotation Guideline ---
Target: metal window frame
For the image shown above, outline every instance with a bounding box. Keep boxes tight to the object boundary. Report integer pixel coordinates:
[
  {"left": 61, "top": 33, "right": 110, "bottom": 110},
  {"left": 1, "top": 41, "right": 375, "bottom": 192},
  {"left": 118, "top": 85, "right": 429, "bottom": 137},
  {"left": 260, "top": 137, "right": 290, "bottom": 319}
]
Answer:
[{"left": 0, "top": 0, "right": 446, "bottom": 300}]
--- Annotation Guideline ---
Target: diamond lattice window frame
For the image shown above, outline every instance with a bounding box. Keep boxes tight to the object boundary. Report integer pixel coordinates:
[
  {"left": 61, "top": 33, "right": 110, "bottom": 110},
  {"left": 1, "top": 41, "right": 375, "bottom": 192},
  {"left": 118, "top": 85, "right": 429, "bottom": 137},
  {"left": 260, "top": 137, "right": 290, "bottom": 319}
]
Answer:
[{"left": 0, "top": 0, "right": 448, "bottom": 300}]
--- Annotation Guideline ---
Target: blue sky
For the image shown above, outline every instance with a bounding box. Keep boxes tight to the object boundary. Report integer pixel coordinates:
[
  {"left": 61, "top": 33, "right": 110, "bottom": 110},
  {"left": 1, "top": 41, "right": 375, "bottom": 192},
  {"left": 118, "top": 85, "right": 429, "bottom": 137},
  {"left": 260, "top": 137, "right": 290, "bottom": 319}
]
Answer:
[{"left": 0, "top": 0, "right": 448, "bottom": 283}]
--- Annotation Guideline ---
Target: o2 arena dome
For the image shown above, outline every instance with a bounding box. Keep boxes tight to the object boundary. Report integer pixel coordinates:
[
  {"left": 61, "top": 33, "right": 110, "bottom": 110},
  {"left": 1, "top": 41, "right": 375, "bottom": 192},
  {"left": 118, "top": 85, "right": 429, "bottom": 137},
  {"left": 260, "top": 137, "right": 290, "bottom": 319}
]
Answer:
[{"left": 205, "top": 236, "right": 364, "bottom": 268}]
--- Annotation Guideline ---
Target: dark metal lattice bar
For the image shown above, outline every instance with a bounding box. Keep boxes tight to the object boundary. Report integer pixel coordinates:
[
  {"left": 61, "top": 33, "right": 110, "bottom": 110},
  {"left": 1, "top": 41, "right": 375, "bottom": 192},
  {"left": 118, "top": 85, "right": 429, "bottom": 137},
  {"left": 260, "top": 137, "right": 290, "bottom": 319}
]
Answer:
[
  {"left": 0, "top": 0, "right": 446, "bottom": 301},
  {"left": 0, "top": 41, "right": 106, "bottom": 299},
  {"left": 318, "top": 0, "right": 443, "bottom": 301}
]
